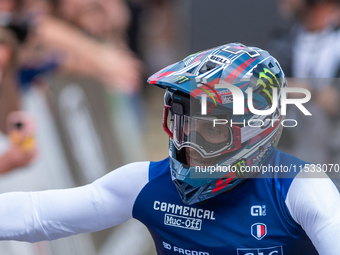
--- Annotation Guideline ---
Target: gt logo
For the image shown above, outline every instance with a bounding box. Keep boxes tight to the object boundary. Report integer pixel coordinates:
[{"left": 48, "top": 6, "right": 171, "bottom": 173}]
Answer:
[{"left": 237, "top": 246, "right": 283, "bottom": 255}]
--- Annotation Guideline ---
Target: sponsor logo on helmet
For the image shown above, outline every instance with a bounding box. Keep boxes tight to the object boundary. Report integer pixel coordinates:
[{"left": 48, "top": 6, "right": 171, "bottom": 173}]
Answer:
[
  {"left": 172, "top": 75, "right": 190, "bottom": 85},
  {"left": 253, "top": 64, "right": 281, "bottom": 105},
  {"left": 233, "top": 159, "right": 247, "bottom": 178},
  {"left": 210, "top": 158, "right": 247, "bottom": 194},
  {"left": 221, "top": 94, "right": 233, "bottom": 104},
  {"left": 208, "top": 55, "right": 231, "bottom": 65},
  {"left": 212, "top": 171, "right": 237, "bottom": 194},
  {"left": 251, "top": 144, "right": 272, "bottom": 164}
]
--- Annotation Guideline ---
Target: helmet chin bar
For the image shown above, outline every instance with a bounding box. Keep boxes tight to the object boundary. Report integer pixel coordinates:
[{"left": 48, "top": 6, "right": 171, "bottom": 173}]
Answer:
[{"left": 170, "top": 155, "right": 244, "bottom": 205}]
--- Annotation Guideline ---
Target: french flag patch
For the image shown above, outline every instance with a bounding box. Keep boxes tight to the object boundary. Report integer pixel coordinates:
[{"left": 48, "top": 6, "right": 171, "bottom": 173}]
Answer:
[{"left": 251, "top": 223, "right": 267, "bottom": 240}]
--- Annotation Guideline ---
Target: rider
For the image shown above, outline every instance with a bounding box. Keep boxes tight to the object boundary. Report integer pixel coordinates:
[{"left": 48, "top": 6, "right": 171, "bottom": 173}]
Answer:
[{"left": 0, "top": 43, "right": 339, "bottom": 255}]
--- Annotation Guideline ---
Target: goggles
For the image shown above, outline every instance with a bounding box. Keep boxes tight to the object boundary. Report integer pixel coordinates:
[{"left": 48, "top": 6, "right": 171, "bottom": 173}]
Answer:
[{"left": 163, "top": 104, "right": 241, "bottom": 158}]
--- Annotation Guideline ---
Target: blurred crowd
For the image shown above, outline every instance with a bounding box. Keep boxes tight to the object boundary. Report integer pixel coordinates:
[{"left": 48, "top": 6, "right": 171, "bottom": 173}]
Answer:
[{"left": 0, "top": 0, "right": 181, "bottom": 175}]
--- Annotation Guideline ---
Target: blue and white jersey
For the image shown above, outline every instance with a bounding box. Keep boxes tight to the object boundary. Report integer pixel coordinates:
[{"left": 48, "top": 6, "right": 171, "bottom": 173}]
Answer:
[
  {"left": 0, "top": 150, "right": 339, "bottom": 254},
  {"left": 132, "top": 151, "right": 329, "bottom": 255}
]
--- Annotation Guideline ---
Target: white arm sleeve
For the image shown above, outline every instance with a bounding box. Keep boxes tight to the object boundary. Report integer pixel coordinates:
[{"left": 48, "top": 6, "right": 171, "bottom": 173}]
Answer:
[
  {"left": 286, "top": 171, "right": 340, "bottom": 255},
  {"left": 0, "top": 161, "right": 150, "bottom": 243}
]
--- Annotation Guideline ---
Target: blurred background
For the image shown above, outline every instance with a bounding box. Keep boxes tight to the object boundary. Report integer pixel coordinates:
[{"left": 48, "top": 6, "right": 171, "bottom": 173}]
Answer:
[{"left": 0, "top": 0, "right": 339, "bottom": 254}]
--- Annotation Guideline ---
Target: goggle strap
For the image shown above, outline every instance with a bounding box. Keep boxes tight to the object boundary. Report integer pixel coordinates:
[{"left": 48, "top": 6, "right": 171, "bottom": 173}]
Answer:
[{"left": 163, "top": 105, "right": 173, "bottom": 139}]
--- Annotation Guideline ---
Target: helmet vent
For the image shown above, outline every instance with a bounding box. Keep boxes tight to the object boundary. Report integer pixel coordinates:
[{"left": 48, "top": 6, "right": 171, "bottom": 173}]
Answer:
[
  {"left": 184, "top": 183, "right": 195, "bottom": 191},
  {"left": 174, "top": 180, "right": 197, "bottom": 195},
  {"left": 185, "top": 188, "right": 199, "bottom": 198},
  {"left": 187, "top": 65, "right": 199, "bottom": 74},
  {"left": 268, "top": 62, "right": 274, "bottom": 68},
  {"left": 198, "top": 61, "right": 219, "bottom": 74}
]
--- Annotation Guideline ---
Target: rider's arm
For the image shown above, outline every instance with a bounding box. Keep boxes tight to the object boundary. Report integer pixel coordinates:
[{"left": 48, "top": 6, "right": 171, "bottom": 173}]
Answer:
[
  {"left": 0, "top": 161, "right": 150, "bottom": 242},
  {"left": 286, "top": 171, "right": 340, "bottom": 255}
]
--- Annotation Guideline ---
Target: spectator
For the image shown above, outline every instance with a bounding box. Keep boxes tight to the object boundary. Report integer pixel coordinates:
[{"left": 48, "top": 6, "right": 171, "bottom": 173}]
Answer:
[
  {"left": 0, "top": 27, "right": 36, "bottom": 174},
  {"left": 270, "top": 0, "right": 340, "bottom": 166},
  {"left": 0, "top": 111, "right": 36, "bottom": 174}
]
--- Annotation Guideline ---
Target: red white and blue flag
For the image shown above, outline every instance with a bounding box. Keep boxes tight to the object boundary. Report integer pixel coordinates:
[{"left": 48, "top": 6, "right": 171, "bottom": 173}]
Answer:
[{"left": 251, "top": 223, "right": 267, "bottom": 240}]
